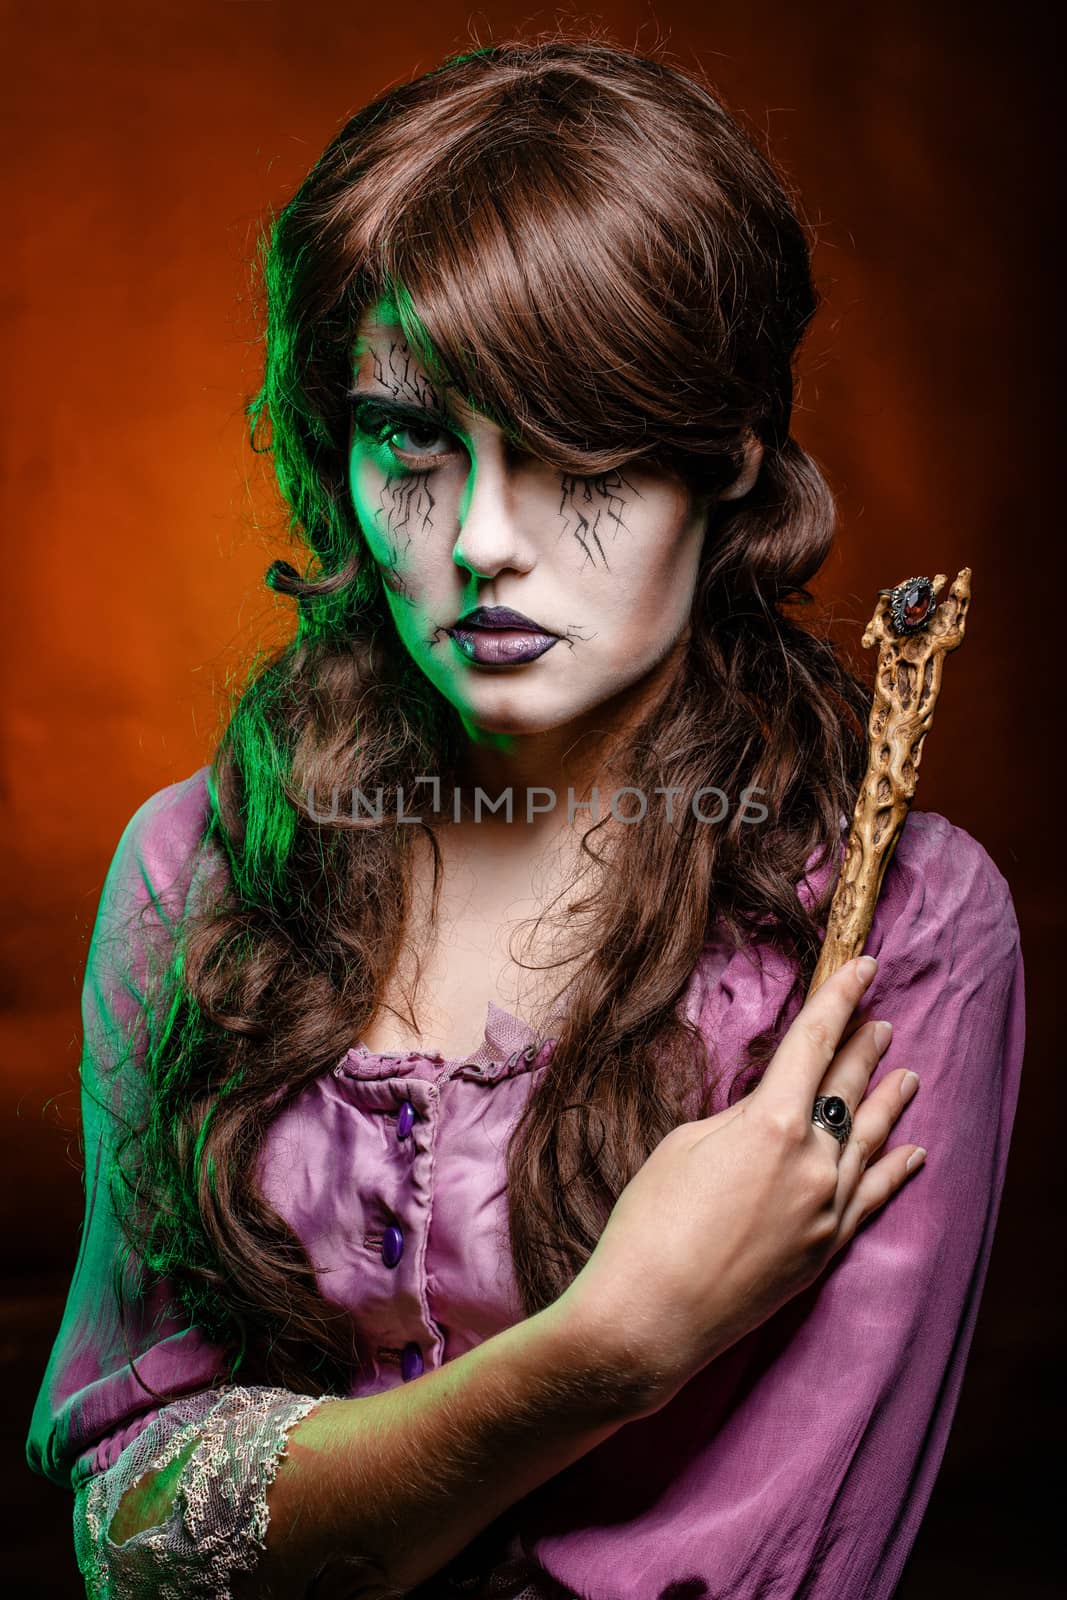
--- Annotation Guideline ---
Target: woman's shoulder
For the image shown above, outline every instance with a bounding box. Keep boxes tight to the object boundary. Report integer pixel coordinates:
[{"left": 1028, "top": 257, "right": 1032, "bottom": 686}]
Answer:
[
  {"left": 872, "top": 807, "right": 1019, "bottom": 954},
  {"left": 891, "top": 806, "right": 1011, "bottom": 881},
  {"left": 117, "top": 762, "right": 213, "bottom": 852},
  {"left": 863, "top": 806, "right": 1023, "bottom": 992},
  {"left": 793, "top": 806, "right": 1019, "bottom": 966},
  {"left": 95, "top": 763, "right": 217, "bottom": 943},
  {"left": 109, "top": 763, "right": 214, "bottom": 874}
]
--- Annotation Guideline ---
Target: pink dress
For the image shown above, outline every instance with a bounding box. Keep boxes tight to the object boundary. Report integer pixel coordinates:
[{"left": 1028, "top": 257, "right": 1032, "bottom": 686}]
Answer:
[{"left": 26, "top": 766, "right": 1026, "bottom": 1598}]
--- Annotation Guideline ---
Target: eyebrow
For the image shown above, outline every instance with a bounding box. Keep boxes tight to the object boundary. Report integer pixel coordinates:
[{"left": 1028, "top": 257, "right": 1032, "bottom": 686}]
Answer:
[{"left": 345, "top": 386, "right": 459, "bottom": 434}]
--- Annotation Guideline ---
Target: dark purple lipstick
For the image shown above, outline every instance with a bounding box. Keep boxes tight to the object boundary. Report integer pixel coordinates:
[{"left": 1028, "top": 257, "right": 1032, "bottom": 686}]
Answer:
[
  {"left": 446, "top": 604, "right": 560, "bottom": 666},
  {"left": 459, "top": 605, "right": 554, "bottom": 631}
]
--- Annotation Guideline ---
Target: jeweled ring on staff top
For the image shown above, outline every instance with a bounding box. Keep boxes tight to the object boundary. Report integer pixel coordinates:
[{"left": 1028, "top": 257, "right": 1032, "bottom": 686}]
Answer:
[{"left": 812, "top": 1095, "right": 853, "bottom": 1147}]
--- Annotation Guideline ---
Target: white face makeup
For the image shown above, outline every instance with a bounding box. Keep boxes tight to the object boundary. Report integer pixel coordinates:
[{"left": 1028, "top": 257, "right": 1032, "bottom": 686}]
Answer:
[{"left": 346, "top": 299, "right": 747, "bottom": 742}]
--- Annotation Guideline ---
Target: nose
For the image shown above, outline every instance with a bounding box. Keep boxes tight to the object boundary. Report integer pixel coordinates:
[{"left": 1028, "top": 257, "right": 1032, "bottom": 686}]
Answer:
[{"left": 452, "top": 434, "right": 536, "bottom": 579}]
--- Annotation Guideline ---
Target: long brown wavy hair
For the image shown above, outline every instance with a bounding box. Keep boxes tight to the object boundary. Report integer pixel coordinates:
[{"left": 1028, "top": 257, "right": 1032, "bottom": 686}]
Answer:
[{"left": 106, "top": 34, "right": 871, "bottom": 1397}]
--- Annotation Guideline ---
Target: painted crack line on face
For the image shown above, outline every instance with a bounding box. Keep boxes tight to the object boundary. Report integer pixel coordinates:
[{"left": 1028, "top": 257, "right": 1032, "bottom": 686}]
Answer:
[
  {"left": 558, "top": 471, "right": 639, "bottom": 572},
  {"left": 372, "top": 342, "right": 443, "bottom": 412}
]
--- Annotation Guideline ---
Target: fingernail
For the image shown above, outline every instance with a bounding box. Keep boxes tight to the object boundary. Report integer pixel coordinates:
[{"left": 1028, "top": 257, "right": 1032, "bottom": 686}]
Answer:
[
  {"left": 905, "top": 1147, "right": 927, "bottom": 1173},
  {"left": 856, "top": 956, "right": 878, "bottom": 984},
  {"left": 873, "top": 1019, "right": 893, "bottom": 1051},
  {"left": 900, "top": 1070, "right": 919, "bottom": 1101}
]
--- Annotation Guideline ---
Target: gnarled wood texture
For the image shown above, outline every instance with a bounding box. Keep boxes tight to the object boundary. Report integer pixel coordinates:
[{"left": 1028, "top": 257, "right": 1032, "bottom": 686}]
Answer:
[{"left": 807, "top": 569, "right": 971, "bottom": 998}]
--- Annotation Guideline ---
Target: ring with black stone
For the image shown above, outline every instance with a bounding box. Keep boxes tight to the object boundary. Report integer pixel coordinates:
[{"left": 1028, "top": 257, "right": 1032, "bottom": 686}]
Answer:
[{"left": 812, "top": 1094, "right": 852, "bottom": 1147}]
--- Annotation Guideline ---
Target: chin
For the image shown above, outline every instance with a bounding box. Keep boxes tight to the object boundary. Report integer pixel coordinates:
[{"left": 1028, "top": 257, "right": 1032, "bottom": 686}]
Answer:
[
  {"left": 462, "top": 682, "right": 608, "bottom": 737},
  {"left": 465, "top": 704, "right": 569, "bottom": 736}
]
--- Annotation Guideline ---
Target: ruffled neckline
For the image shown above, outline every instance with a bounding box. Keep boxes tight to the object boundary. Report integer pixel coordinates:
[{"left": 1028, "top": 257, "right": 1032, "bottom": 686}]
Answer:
[{"left": 349, "top": 996, "right": 546, "bottom": 1070}]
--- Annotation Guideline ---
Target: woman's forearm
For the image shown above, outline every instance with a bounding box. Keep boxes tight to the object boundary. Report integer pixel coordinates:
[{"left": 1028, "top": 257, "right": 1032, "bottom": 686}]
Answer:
[
  {"left": 248, "top": 1298, "right": 638, "bottom": 1596},
  {"left": 110, "top": 1299, "right": 635, "bottom": 1595}
]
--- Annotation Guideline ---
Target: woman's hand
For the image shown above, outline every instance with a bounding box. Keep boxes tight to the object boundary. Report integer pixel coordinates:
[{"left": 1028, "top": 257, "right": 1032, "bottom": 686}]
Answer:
[{"left": 556, "top": 955, "right": 924, "bottom": 1414}]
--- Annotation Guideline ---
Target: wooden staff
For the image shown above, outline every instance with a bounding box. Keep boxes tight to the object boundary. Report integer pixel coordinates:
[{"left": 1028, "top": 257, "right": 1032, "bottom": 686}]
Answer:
[{"left": 806, "top": 569, "right": 972, "bottom": 999}]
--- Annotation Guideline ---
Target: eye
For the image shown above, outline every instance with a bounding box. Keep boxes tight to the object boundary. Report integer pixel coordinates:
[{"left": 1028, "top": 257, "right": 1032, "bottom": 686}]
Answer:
[
  {"left": 385, "top": 421, "right": 453, "bottom": 460},
  {"left": 350, "top": 398, "right": 460, "bottom": 473}
]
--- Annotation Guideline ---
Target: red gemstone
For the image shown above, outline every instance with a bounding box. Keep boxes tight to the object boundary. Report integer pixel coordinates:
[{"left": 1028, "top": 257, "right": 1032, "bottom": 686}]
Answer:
[{"left": 903, "top": 583, "right": 931, "bottom": 627}]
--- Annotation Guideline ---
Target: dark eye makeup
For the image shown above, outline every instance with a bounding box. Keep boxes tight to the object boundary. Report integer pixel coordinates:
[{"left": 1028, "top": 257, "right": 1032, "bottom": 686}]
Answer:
[
  {"left": 348, "top": 392, "right": 460, "bottom": 471},
  {"left": 346, "top": 388, "right": 639, "bottom": 489}
]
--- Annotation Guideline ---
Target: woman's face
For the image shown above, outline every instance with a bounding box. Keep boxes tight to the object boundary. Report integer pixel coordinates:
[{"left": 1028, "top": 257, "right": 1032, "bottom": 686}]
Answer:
[{"left": 346, "top": 298, "right": 746, "bottom": 741}]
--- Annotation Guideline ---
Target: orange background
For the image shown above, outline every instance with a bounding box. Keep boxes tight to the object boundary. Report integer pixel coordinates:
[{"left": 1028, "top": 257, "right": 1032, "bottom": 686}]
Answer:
[{"left": 3, "top": 2, "right": 1057, "bottom": 1591}]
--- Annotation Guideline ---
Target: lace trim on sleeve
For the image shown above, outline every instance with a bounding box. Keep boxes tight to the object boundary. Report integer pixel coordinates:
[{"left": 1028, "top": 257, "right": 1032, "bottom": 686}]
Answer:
[{"left": 73, "top": 1383, "right": 345, "bottom": 1600}]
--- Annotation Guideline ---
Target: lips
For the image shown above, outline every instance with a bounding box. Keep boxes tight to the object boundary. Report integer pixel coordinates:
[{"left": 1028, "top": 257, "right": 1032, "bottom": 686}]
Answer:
[
  {"left": 447, "top": 628, "right": 559, "bottom": 665},
  {"left": 455, "top": 604, "right": 556, "bottom": 633},
  {"left": 445, "top": 604, "right": 560, "bottom": 666}
]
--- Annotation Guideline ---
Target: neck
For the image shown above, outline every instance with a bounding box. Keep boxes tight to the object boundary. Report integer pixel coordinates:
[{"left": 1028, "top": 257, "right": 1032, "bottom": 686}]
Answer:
[{"left": 452, "top": 642, "right": 686, "bottom": 842}]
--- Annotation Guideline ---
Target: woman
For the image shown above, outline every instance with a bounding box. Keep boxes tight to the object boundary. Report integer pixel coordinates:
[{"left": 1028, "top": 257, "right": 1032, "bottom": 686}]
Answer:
[{"left": 27, "top": 35, "right": 1024, "bottom": 1600}]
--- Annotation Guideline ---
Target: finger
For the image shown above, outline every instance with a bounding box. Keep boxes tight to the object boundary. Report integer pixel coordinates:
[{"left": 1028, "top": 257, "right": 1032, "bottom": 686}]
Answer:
[
  {"left": 835, "top": 1138, "right": 926, "bottom": 1244},
  {"left": 838, "top": 1011, "right": 877, "bottom": 1049},
  {"left": 833, "top": 1067, "right": 920, "bottom": 1206},
  {"left": 758, "top": 955, "right": 880, "bottom": 1110},
  {"left": 817, "top": 1016, "right": 894, "bottom": 1123}
]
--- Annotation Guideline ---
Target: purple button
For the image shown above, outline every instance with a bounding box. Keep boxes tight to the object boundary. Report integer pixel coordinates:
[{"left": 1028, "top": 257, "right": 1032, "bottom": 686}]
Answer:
[
  {"left": 396, "top": 1101, "right": 416, "bottom": 1140},
  {"left": 400, "top": 1342, "right": 424, "bottom": 1382},
  {"left": 382, "top": 1225, "right": 404, "bottom": 1268}
]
